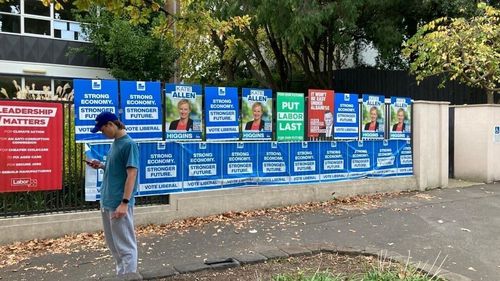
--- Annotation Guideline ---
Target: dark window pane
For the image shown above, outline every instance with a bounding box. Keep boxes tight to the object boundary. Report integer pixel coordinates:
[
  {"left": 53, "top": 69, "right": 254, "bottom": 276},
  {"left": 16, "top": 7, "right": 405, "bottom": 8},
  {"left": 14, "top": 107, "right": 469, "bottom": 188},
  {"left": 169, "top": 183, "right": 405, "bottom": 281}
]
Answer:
[
  {"left": 53, "top": 1, "right": 84, "bottom": 21},
  {"left": 0, "top": 14, "right": 21, "bottom": 33},
  {"left": 54, "top": 79, "right": 73, "bottom": 100},
  {"left": 24, "top": 18, "right": 50, "bottom": 35},
  {"left": 26, "top": 77, "right": 52, "bottom": 100},
  {"left": 24, "top": 0, "right": 50, "bottom": 17},
  {"left": 0, "top": 0, "right": 20, "bottom": 14},
  {"left": 0, "top": 76, "right": 22, "bottom": 99}
]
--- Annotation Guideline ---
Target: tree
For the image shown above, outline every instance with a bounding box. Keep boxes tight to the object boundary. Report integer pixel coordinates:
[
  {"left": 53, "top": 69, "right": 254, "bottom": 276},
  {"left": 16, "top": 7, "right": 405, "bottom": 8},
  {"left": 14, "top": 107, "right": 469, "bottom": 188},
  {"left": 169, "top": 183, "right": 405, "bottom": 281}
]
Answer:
[
  {"left": 403, "top": 3, "right": 500, "bottom": 103},
  {"left": 77, "top": 7, "right": 179, "bottom": 81}
]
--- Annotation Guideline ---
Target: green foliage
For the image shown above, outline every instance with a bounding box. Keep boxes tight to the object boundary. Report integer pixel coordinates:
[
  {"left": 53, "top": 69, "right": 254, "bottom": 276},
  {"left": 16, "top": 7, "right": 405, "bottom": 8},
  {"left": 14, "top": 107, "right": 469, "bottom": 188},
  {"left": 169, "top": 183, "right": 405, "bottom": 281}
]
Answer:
[
  {"left": 403, "top": 3, "right": 500, "bottom": 103},
  {"left": 78, "top": 7, "right": 179, "bottom": 82}
]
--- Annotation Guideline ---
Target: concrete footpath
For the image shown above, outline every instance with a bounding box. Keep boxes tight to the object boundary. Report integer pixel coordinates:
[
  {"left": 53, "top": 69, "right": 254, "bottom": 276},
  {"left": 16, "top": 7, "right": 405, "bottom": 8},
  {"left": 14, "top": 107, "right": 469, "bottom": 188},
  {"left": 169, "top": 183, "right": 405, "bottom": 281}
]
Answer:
[{"left": 1, "top": 182, "right": 499, "bottom": 281}]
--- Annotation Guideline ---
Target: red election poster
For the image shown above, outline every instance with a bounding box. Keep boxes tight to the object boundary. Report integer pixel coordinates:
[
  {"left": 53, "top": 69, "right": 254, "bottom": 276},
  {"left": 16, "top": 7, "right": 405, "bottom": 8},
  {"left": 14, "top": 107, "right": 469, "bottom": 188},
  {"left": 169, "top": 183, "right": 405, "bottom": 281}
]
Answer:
[
  {"left": 0, "top": 101, "right": 63, "bottom": 192},
  {"left": 307, "top": 89, "right": 334, "bottom": 138}
]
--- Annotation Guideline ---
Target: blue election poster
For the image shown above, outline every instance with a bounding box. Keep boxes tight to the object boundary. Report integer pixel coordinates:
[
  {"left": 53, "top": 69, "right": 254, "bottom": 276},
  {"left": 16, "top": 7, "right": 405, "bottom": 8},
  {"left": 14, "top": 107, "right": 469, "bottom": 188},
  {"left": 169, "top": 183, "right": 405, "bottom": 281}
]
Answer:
[
  {"left": 333, "top": 93, "right": 359, "bottom": 140},
  {"left": 221, "top": 142, "right": 258, "bottom": 187},
  {"left": 361, "top": 94, "right": 385, "bottom": 140},
  {"left": 74, "top": 79, "right": 118, "bottom": 142},
  {"left": 257, "top": 142, "right": 290, "bottom": 185},
  {"left": 182, "top": 142, "right": 222, "bottom": 191},
  {"left": 372, "top": 140, "right": 398, "bottom": 177},
  {"left": 165, "top": 83, "right": 203, "bottom": 140},
  {"left": 319, "top": 141, "right": 349, "bottom": 182},
  {"left": 397, "top": 140, "right": 413, "bottom": 176},
  {"left": 139, "top": 142, "right": 183, "bottom": 195},
  {"left": 289, "top": 142, "right": 320, "bottom": 183},
  {"left": 205, "top": 86, "right": 240, "bottom": 140},
  {"left": 242, "top": 88, "right": 273, "bottom": 140},
  {"left": 120, "top": 81, "right": 162, "bottom": 141},
  {"left": 347, "top": 140, "right": 373, "bottom": 179},
  {"left": 84, "top": 143, "right": 111, "bottom": 201},
  {"left": 390, "top": 97, "right": 412, "bottom": 140}
]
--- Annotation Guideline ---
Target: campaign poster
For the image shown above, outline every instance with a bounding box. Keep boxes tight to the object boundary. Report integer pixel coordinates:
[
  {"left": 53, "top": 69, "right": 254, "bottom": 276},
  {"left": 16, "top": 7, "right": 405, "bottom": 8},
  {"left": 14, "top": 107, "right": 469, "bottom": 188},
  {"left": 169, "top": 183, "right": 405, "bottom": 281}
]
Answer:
[
  {"left": 0, "top": 101, "right": 63, "bottom": 192},
  {"left": 165, "top": 83, "right": 203, "bottom": 140},
  {"left": 372, "top": 140, "right": 398, "bottom": 178},
  {"left": 333, "top": 93, "right": 359, "bottom": 140},
  {"left": 120, "top": 81, "right": 162, "bottom": 141},
  {"left": 221, "top": 142, "right": 258, "bottom": 187},
  {"left": 205, "top": 86, "right": 239, "bottom": 140},
  {"left": 74, "top": 79, "right": 119, "bottom": 142},
  {"left": 319, "top": 141, "right": 349, "bottom": 182},
  {"left": 361, "top": 94, "right": 385, "bottom": 140},
  {"left": 241, "top": 88, "right": 273, "bottom": 140},
  {"left": 84, "top": 143, "right": 110, "bottom": 201},
  {"left": 276, "top": 92, "right": 304, "bottom": 141},
  {"left": 182, "top": 142, "right": 222, "bottom": 191},
  {"left": 139, "top": 142, "right": 183, "bottom": 195},
  {"left": 390, "top": 97, "right": 411, "bottom": 140},
  {"left": 397, "top": 140, "right": 413, "bottom": 176},
  {"left": 347, "top": 140, "right": 373, "bottom": 179},
  {"left": 257, "top": 142, "right": 290, "bottom": 185},
  {"left": 307, "top": 89, "right": 334, "bottom": 139},
  {"left": 289, "top": 142, "right": 320, "bottom": 183}
]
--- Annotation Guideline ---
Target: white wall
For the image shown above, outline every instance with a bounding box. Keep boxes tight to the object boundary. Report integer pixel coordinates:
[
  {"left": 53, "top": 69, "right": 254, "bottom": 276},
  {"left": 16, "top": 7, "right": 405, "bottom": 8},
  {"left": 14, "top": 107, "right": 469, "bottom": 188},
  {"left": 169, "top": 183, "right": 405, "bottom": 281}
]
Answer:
[{"left": 454, "top": 105, "right": 500, "bottom": 183}]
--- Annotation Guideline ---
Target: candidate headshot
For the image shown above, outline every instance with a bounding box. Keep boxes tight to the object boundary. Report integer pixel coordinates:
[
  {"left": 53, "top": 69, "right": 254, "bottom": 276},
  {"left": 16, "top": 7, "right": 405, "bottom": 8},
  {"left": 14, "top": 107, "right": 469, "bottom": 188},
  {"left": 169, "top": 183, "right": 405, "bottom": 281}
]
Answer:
[
  {"left": 319, "top": 110, "right": 334, "bottom": 138},
  {"left": 169, "top": 99, "right": 193, "bottom": 131},
  {"left": 392, "top": 108, "right": 406, "bottom": 132},
  {"left": 364, "top": 106, "right": 379, "bottom": 131},
  {"left": 245, "top": 102, "right": 265, "bottom": 131}
]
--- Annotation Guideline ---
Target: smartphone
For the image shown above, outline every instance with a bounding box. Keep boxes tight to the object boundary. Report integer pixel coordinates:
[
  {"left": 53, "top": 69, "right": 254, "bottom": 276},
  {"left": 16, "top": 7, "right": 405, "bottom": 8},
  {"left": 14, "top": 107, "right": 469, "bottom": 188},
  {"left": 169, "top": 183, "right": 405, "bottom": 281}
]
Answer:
[{"left": 83, "top": 159, "right": 92, "bottom": 165}]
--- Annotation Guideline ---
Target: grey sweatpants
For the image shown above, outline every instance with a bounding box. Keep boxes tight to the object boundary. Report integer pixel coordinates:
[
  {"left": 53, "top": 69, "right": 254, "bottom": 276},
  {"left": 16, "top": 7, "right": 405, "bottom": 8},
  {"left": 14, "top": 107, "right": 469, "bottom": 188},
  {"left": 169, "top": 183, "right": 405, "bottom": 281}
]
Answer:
[{"left": 101, "top": 206, "right": 138, "bottom": 275}]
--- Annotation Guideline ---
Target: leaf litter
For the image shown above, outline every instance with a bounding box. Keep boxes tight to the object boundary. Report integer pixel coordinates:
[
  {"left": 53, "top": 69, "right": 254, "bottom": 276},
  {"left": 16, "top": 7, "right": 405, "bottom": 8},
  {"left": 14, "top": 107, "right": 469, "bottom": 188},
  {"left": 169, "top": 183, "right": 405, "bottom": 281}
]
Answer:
[{"left": 0, "top": 191, "right": 406, "bottom": 269}]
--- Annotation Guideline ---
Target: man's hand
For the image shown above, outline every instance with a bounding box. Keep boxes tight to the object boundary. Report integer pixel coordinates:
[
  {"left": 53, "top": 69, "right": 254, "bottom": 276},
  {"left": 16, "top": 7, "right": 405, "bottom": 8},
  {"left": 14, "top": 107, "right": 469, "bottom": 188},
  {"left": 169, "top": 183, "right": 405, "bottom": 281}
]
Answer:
[
  {"left": 112, "top": 203, "right": 128, "bottom": 219},
  {"left": 86, "top": 159, "right": 104, "bottom": 170}
]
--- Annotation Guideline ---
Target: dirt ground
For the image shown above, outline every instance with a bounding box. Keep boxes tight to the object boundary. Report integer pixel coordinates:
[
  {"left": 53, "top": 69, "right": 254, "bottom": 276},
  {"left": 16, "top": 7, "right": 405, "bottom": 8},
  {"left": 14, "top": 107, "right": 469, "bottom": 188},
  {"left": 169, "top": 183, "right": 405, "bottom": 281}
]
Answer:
[{"left": 161, "top": 252, "right": 390, "bottom": 281}]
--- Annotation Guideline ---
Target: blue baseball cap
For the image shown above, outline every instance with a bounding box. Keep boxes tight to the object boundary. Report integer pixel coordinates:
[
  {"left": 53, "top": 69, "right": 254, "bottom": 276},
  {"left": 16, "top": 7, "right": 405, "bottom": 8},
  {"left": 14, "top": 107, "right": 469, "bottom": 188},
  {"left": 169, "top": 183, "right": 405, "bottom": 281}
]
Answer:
[{"left": 91, "top": 111, "right": 118, "bottom": 133}]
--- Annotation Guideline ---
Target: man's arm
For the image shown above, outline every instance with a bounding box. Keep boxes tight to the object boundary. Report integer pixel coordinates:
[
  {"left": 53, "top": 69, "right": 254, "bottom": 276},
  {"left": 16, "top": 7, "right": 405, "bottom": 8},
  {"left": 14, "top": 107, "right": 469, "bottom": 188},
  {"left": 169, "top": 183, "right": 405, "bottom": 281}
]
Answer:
[{"left": 113, "top": 167, "right": 138, "bottom": 219}]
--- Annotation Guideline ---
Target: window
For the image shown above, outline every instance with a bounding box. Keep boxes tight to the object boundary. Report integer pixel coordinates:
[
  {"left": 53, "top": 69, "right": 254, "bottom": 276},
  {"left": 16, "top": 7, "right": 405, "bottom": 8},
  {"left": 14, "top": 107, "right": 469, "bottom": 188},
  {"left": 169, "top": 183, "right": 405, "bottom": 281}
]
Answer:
[
  {"left": 54, "top": 79, "right": 73, "bottom": 100},
  {"left": 0, "top": 13, "right": 21, "bottom": 33},
  {"left": 0, "top": 0, "right": 88, "bottom": 41},
  {"left": 25, "top": 76, "right": 52, "bottom": 99},
  {"left": 0, "top": 76, "right": 22, "bottom": 99},
  {"left": 24, "top": 0, "right": 50, "bottom": 17}
]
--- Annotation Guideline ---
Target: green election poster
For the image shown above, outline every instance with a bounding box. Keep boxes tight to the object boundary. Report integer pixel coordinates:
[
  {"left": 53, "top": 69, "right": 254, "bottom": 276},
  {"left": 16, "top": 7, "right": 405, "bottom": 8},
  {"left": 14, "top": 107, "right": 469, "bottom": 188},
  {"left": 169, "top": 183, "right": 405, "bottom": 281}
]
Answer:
[{"left": 277, "top": 92, "right": 304, "bottom": 141}]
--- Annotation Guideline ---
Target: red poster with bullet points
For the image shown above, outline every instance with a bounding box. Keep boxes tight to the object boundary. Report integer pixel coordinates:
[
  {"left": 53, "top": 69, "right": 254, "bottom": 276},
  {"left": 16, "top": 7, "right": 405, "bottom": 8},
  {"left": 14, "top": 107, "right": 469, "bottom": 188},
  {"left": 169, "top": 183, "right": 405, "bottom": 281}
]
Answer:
[
  {"left": 307, "top": 89, "right": 334, "bottom": 138},
  {"left": 0, "top": 101, "right": 63, "bottom": 192}
]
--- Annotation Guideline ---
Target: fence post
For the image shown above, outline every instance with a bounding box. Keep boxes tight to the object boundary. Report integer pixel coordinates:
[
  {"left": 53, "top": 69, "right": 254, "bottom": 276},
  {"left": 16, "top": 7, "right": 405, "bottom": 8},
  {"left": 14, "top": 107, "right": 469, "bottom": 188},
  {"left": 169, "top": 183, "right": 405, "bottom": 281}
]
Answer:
[{"left": 413, "top": 101, "right": 449, "bottom": 190}]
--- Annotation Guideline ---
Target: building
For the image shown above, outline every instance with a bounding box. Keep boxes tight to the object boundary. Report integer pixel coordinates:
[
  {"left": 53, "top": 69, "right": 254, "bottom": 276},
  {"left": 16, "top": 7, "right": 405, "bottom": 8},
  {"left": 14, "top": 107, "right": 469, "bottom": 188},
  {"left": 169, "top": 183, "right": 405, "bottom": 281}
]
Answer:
[{"left": 0, "top": 0, "right": 112, "bottom": 101}]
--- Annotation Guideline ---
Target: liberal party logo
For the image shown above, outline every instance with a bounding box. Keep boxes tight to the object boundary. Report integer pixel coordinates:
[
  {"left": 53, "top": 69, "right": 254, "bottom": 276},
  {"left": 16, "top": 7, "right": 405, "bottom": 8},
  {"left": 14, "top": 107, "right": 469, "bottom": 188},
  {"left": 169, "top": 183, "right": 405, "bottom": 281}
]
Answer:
[
  {"left": 137, "top": 81, "right": 146, "bottom": 91},
  {"left": 344, "top": 94, "right": 350, "bottom": 101},
  {"left": 218, "top": 87, "right": 226, "bottom": 96},
  {"left": 91, "top": 80, "right": 101, "bottom": 90}
]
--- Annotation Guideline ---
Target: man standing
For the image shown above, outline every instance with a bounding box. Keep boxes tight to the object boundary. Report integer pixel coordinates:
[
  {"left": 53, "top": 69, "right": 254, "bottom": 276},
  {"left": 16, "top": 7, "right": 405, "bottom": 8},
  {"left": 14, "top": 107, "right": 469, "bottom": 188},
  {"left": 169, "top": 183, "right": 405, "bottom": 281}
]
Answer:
[{"left": 86, "top": 111, "right": 139, "bottom": 276}]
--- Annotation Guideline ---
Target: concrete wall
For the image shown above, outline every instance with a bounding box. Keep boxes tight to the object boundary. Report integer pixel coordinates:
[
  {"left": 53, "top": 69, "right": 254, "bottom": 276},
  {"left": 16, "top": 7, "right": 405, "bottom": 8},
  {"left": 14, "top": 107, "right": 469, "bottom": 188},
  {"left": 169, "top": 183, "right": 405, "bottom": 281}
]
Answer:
[
  {"left": 413, "top": 101, "right": 449, "bottom": 190},
  {"left": 453, "top": 105, "right": 500, "bottom": 183},
  {"left": 0, "top": 177, "right": 416, "bottom": 244}
]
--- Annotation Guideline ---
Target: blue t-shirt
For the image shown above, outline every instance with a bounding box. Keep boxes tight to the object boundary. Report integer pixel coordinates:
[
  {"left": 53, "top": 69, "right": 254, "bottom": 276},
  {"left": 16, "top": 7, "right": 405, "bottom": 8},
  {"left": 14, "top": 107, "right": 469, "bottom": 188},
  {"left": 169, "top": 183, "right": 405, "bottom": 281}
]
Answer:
[{"left": 100, "top": 134, "right": 139, "bottom": 210}]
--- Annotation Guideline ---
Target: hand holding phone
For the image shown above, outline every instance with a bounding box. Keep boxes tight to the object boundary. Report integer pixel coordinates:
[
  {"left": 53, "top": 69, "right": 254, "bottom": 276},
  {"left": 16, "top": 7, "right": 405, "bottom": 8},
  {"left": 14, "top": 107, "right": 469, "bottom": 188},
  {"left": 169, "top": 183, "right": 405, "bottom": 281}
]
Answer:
[{"left": 84, "top": 159, "right": 102, "bottom": 169}]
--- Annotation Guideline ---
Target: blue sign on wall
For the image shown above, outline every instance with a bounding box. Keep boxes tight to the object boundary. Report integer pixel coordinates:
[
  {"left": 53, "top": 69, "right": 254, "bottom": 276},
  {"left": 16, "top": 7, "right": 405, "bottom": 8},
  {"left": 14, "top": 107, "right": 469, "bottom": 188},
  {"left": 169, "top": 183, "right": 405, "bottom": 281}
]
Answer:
[
  {"left": 390, "top": 97, "right": 412, "bottom": 140},
  {"left": 242, "top": 88, "right": 273, "bottom": 140},
  {"left": 205, "top": 86, "right": 240, "bottom": 140},
  {"left": 74, "top": 79, "right": 119, "bottom": 142},
  {"left": 347, "top": 140, "right": 374, "bottom": 179},
  {"left": 319, "top": 141, "right": 349, "bottom": 182},
  {"left": 165, "top": 83, "right": 203, "bottom": 140},
  {"left": 84, "top": 143, "right": 111, "bottom": 201},
  {"left": 257, "top": 142, "right": 290, "bottom": 185},
  {"left": 120, "top": 81, "right": 162, "bottom": 141},
  {"left": 333, "top": 93, "right": 359, "bottom": 140},
  {"left": 182, "top": 142, "right": 222, "bottom": 191},
  {"left": 397, "top": 140, "right": 413, "bottom": 176},
  {"left": 139, "top": 142, "right": 183, "bottom": 195},
  {"left": 361, "top": 94, "right": 385, "bottom": 140},
  {"left": 289, "top": 142, "right": 320, "bottom": 183},
  {"left": 221, "top": 142, "right": 258, "bottom": 187},
  {"left": 372, "top": 140, "right": 398, "bottom": 177}
]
